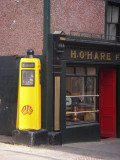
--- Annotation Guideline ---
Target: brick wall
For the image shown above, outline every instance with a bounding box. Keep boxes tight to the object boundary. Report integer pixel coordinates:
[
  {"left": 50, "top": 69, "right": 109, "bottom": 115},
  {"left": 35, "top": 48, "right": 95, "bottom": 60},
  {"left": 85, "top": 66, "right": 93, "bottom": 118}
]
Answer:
[
  {"left": 0, "top": 0, "right": 105, "bottom": 55},
  {"left": 0, "top": 0, "right": 43, "bottom": 56},
  {"left": 51, "top": 0, "right": 105, "bottom": 35}
]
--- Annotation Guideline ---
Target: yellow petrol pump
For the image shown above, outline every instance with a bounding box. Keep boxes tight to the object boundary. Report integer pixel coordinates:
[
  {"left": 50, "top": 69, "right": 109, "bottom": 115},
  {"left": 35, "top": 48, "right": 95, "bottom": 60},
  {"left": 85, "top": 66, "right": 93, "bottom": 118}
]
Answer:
[{"left": 16, "top": 49, "right": 41, "bottom": 130}]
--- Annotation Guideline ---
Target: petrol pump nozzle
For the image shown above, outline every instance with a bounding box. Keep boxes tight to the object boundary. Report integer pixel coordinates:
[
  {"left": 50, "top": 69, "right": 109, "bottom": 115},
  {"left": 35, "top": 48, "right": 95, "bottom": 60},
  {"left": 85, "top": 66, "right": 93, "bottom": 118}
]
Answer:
[{"left": 27, "top": 49, "right": 34, "bottom": 58}]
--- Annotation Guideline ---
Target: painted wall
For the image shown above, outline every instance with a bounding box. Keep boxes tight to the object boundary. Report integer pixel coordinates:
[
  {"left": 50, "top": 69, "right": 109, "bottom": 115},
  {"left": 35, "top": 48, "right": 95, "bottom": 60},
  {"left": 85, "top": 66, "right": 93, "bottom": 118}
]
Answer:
[
  {"left": 0, "top": 57, "right": 19, "bottom": 135},
  {"left": 51, "top": 0, "right": 105, "bottom": 35},
  {"left": 0, "top": 0, "right": 43, "bottom": 56}
]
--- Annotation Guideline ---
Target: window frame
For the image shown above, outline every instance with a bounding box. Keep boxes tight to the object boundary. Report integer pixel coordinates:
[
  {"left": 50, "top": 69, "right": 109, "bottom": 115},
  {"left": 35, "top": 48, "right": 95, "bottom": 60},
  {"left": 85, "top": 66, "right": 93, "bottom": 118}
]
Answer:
[
  {"left": 66, "top": 65, "right": 99, "bottom": 126},
  {"left": 106, "top": 2, "right": 120, "bottom": 41}
]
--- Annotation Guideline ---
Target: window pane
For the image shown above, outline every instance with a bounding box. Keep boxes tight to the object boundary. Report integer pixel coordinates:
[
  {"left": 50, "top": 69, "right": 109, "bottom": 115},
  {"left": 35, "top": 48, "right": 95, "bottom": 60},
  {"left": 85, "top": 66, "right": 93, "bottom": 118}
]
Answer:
[
  {"left": 66, "top": 66, "right": 97, "bottom": 125},
  {"left": 107, "top": 5, "right": 119, "bottom": 41},
  {"left": 66, "top": 77, "right": 84, "bottom": 95},
  {"left": 87, "top": 67, "right": 96, "bottom": 75},
  {"left": 84, "top": 77, "right": 96, "bottom": 95},
  {"left": 76, "top": 67, "right": 85, "bottom": 74},
  {"left": 72, "top": 77, "right": 84, "bottom": 94},
  {"left": 107, "top": 24, "right": 116, "bottom": 40},
  {"left": 112, "top": 6, "right": 119, "bottom": 23},
  {"left": 109, "top": 24, "right": 116, "bottom": 40},
  {"left": 66, "top": 67, "right": 74, "bottom": 74},
  {"left": 107, "top": 5, "right": 112, "bottom": 23}
]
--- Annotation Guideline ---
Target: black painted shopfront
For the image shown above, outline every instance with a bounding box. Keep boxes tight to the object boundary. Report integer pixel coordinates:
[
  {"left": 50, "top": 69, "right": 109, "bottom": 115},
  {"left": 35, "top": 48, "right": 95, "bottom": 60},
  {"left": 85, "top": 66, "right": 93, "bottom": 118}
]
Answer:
[{"left": 46, "top": 34, "right": 120, "bottom": 144}]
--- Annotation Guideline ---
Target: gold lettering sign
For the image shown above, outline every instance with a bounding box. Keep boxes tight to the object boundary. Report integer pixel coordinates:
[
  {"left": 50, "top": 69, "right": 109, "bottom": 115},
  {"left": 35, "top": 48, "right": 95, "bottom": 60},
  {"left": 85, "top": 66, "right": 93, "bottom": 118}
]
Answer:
[
  {"left": 94, "top": 52, "right": 99, "bottom": 60},
  {"left": 107, "top": 53, "right": 111, "bottom": 60},
  {"left": 79, "top": 51, "right": 84, "bottom": 59},
  {"left": 116, "top": 54, "right": 120, "bottom": 60},
  {"left": 86, "top": 51, "right": 92, "bottom": 60},
  {"left": 70, "top": 49, "right": 120, "bottom": 62},
  {"left": 71, "top": 50, "right": 76, "bottom": 58},
  {"left": 100, "top": 52, "right": 105, "bottom": 60}
]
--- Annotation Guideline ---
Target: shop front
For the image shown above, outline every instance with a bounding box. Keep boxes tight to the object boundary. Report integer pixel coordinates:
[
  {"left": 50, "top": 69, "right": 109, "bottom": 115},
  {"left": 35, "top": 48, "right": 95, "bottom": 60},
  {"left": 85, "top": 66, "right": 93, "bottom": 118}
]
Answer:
[{"left": 46, "top": 33, "right": 120, "bottom": 144}]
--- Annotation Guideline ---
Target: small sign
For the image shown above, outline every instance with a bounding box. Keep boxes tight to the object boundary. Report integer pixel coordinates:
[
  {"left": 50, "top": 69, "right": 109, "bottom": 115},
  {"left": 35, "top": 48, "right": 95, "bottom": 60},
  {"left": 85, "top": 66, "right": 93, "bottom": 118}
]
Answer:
[{"left": 21, "top": 105, "right": 33, "bottom": 115}]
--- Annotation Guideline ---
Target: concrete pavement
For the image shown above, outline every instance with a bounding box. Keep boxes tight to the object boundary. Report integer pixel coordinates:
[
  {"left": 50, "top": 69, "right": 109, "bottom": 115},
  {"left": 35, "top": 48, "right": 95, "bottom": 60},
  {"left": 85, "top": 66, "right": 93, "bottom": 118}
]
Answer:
[
  {"left": 0, "top": 136, "right": 120, "bottom": 160},
  {"left": 63, "top": 138, "right": 120, "bottom": 160}
]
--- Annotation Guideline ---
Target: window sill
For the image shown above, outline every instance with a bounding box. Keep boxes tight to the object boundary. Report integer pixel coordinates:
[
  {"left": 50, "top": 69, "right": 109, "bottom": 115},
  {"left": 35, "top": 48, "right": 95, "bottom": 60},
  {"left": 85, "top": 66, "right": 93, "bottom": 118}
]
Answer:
[{"left": 66, "top": 121, "right": 98, "bottom": 129}]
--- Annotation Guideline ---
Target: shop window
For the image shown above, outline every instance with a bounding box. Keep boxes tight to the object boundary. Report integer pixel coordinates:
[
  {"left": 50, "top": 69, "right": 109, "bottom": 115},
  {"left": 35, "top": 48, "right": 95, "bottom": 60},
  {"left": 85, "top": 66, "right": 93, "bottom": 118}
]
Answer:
[
  {"left": 107, "top": 4, "right": 119, "bottom": 40},
  {"left": 66, "top": 66, "right": 98, "bottom": 126}
]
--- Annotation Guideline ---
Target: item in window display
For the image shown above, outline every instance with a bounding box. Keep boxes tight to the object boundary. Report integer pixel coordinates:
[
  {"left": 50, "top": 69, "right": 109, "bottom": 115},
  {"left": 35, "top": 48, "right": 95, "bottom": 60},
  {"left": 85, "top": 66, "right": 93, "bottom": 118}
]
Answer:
[
  {"left": 66, "top": 90, "right": 71, "bottom": 95},
  {"left": 66, "top": 105, "right": 72, "bottom": 122},
  {"left": 84, "top": 113, "right": 95, "bottom": 121},
  {"left": 72, "top": 106, "right": 79, "bottom": 122},
  {"left": 72, "top": 97, "right": 81, "bottom": 106},
  {"left": 79, "top": 106, "right": 86, "bottom": 116},
  {"left": 66, "top": 97, "right": 72, "bottom": 106}
]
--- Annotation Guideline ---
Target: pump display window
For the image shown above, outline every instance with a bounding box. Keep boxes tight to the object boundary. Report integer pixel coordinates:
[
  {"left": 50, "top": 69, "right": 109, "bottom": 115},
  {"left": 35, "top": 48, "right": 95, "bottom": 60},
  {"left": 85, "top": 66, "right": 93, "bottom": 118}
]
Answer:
[{"left": 66, "top": 66, "right": 98, "bottom": 126}]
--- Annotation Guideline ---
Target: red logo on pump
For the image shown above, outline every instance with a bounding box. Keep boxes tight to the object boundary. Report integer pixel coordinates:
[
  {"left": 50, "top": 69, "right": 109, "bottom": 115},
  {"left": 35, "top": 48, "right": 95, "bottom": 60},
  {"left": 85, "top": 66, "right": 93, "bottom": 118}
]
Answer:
[{"left": 21, "top": 105, "right": 33, "bottom": 115}]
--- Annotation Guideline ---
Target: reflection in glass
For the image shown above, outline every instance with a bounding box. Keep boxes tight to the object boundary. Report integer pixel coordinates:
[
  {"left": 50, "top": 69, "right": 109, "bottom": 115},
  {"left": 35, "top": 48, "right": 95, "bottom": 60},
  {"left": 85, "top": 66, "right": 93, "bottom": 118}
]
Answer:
[{"left": 22, "top": 70, "right": 35, "bottom": 86}]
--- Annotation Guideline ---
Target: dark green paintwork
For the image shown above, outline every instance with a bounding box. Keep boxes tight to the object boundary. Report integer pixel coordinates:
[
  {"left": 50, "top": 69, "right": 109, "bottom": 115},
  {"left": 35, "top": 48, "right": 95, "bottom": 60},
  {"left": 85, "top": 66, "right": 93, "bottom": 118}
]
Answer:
[
  {"left": 0, "top": 56, "right": 19, "bottom": 135},
  {"left": 42, "top": 0, "right": 54, "bottom": 131},
  {"left": 60, "top": 62, "right": 66, "bottom": 131},
  {"left": 43, "top": 0, "right": 50, "bottom": 55},
  {"left": 62, "top": 123, "right": 100, "bottom": 143},
  {"left": 49, "top": 34, "right": 120, "bottom": 143},
  {"left": 45, "top": 34, "right": 54, "bottom": 131},
  {"left": 108, "top": 0, "right": 120, "bottom": 3},
  {"left": 105, "top": 0, "right": 108, "bottom": 36}
]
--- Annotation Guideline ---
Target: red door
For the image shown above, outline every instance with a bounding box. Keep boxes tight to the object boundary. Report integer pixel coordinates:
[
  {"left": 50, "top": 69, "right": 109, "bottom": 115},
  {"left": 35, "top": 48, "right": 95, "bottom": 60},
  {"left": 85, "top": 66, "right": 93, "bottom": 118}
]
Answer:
[{"left": 99, "top": 69, "right": 116, "bottom": 137}]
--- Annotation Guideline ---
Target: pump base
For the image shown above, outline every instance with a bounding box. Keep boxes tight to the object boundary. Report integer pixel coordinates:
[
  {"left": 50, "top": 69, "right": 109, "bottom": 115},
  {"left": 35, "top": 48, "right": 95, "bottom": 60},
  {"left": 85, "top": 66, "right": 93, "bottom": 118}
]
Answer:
[{"left": 12, "top": 129, "right": 48, "bottom": 146}]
